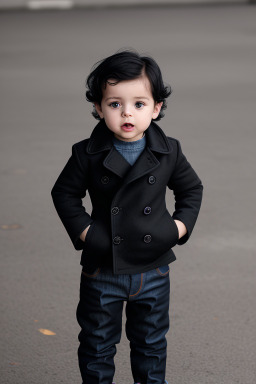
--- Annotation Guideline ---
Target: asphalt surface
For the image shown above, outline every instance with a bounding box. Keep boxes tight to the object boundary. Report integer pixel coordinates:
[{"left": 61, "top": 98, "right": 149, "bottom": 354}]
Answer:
[{"left": 1, "top": 4, "right": 256, "bottom": 384}]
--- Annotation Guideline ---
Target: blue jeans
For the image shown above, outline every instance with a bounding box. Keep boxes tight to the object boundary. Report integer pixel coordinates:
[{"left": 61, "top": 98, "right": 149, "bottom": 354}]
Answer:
[{"left": 76, "top": 265, "right": 170, "bottom": 384}]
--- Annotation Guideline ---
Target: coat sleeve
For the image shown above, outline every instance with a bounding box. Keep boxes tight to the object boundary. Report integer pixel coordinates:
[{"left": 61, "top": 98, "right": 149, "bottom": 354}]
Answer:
[
  {"left": 167, "top": 139, "right": 203, "bottom": 245},
  {"left": 51, "top": 142, "right": 93, "bottom": 250}
]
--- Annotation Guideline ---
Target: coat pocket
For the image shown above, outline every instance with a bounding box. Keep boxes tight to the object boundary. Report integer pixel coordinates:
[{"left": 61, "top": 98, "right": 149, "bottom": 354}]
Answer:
[
  {"left": 82, "top": 219, "right": 112, "bottom": 258},
  {"left": 168, "top": 213, "right": 179, "bottom": 246},
  {"left": 154, "top": 211, "right": 179, "bottom": 253},
  {"left": 83, "top": 222, "right": 95, "bottom": 246}
]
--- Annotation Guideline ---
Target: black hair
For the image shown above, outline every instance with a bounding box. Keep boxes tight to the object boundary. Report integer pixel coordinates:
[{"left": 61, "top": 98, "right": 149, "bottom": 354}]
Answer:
[{"left": 85, "top": 49, "right": 172, "bottom": 121}]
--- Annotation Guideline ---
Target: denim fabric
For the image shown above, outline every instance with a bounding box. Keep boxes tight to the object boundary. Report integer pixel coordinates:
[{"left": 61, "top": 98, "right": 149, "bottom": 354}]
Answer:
[{"left": 76, "top": 265, "right": 170, "bottom": 384}]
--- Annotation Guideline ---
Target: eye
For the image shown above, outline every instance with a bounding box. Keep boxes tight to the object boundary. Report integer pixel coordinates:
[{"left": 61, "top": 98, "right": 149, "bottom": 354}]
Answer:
[
  {"left": 135, "top": 102, "right": 144, "bottom": 109},
  {"left": 109, "top": 102, "right": 120, "bottom": 109}
]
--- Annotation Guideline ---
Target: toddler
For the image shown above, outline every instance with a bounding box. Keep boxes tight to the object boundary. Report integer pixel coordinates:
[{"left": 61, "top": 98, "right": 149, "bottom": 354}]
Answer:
[{"left": 51, "top": 50, "right": 203, "bottom": 384}]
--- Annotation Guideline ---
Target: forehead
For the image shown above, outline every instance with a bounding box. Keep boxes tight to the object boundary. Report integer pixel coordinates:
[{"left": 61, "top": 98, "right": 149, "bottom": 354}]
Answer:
[{"left": 102, "top": 76, "right": 153, "bottom": 99}]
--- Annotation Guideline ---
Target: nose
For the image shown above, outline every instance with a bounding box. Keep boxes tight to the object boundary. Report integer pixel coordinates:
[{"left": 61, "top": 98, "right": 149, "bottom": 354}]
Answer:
[{"left": 121, "top": 106, "right": 132, "bottom": 117}]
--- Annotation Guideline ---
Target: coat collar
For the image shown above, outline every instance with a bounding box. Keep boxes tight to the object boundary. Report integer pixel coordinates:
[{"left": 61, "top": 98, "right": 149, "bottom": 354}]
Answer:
[
  {"left": 86, "top": 120, "right": 173, "bottom": 183},
  {"left": 86, "top": 119, "right": 173, "bottom": 155}
]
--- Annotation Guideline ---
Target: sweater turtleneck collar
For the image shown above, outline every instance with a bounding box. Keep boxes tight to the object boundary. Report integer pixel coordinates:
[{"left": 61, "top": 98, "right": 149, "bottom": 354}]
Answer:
[{"left": 112, "top": 134, "right": 146, "bottom": 151}]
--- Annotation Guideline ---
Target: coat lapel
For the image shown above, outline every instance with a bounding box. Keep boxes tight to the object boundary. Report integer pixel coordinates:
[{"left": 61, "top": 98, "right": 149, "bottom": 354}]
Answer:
[
  {"left": 122, "top": 122, "right": 173, "bottom": 185},
  {"left": 86, "top": 120, "right": 132, "bottom": 178},
  {"left": 103, "top": 147, "right": 132, "bottom": 178},
  {"left": 122, "top": 147, "right": 160, "bottom": 185},
  {"left": 86, "top": 120, "right": 173, "bottom": 182}
]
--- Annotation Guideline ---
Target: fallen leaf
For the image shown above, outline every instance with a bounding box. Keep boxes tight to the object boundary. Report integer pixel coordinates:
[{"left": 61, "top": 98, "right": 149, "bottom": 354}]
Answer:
[
  {"left": 38, "top": 328, "right": 56, "bottom": 335},
  {"left": 1, "top": 223, "right": 22, "bottom": 230}
]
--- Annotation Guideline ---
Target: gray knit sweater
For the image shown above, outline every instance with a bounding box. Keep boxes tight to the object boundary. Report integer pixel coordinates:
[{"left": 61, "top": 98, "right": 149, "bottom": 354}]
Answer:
[{"left": 112, "top": 135, "right": 146, "bottom": 166}]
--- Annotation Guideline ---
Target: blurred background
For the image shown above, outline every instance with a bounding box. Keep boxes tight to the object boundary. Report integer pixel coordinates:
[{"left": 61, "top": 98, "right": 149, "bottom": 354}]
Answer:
[
  {"left": 0, "top": 0, "right": 253, "bottom": 10},
  {"left": 1, "top": 1, "right": 256, "bottom": 383}
]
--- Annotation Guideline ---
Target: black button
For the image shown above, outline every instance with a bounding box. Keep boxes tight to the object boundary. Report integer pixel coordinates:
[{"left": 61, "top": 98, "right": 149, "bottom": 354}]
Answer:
[
  {"left": 148, "top": 175, "right": 156, "bottom": 184},
  {"left": 144, "top": 206, "right": 152, "bottom": 215},
  {"left": 143, "top": 234, "right": 152, "bottom": 243},
  {"left": 101, "top": 176, "right": 109, "bottom": 184},
  {"left": 113, "top": 236, "right": 122, "bottom": 245},
  {"left": 111, "top": 207, "right": 120, "bottom": 215}
]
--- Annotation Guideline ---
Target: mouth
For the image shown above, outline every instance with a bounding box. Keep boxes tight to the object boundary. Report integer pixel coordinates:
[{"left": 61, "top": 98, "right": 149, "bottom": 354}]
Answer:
[{"left": 121, "top": 123, "right": 134, "bottom": 131}]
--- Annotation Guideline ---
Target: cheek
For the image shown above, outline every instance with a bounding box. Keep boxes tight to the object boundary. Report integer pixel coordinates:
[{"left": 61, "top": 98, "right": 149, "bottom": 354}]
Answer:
[
  {"left": 100, "top": 108, "right": 110, "bottom": 119},
  {"left": 104, "top": 111, "right": 118, "bottom": 123}
]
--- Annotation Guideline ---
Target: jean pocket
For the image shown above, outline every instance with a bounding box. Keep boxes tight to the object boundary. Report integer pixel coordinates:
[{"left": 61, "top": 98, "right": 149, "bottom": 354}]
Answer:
[
  {"left": 82, "top": 267, "right": 101, "bottom": 279},
  {"left": 155, "top": 265, "right": 170, "bottom": 276}
]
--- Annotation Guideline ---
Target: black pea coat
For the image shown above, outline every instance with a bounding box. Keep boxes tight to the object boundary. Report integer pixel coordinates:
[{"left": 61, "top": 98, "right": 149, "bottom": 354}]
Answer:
[{"left": 51, "top": 120, "right": 203, "bottom": 274}]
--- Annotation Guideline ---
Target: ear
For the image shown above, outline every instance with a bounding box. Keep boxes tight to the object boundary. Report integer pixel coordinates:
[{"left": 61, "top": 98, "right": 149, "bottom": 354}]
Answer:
[
  {"left": 94, "top": 103, "right": 104, "bottom": 119},
  {"left": 152, "top": 102, "right": 163, "bottom": 120}
]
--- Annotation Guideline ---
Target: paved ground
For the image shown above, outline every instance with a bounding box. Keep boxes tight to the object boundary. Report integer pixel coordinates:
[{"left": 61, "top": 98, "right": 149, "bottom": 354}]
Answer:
[{"left": 1, "top": 3, "right": 256, "bottom": 384}]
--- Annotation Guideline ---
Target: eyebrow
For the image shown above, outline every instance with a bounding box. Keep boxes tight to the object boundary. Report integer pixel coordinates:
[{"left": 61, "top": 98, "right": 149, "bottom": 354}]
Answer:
[{"left": 105, "top": 96, "right": 150, "bottom": 101}]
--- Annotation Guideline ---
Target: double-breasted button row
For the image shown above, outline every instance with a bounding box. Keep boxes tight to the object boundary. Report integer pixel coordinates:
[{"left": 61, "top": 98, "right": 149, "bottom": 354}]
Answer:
[
  {"left": 112, "top": 206, "right": 151, "bottom": 215},
  {"left": 103, "top": 175, "right": 155, "bottom": 185},
  {"left": 113, "top": 234, "right": 152, "bottom": 244}
]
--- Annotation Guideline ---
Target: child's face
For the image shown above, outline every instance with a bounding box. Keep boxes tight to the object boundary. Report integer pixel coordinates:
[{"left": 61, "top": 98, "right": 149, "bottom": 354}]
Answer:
[{"left": 94, "top": 76, "right": 162, "bottom": 142}]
